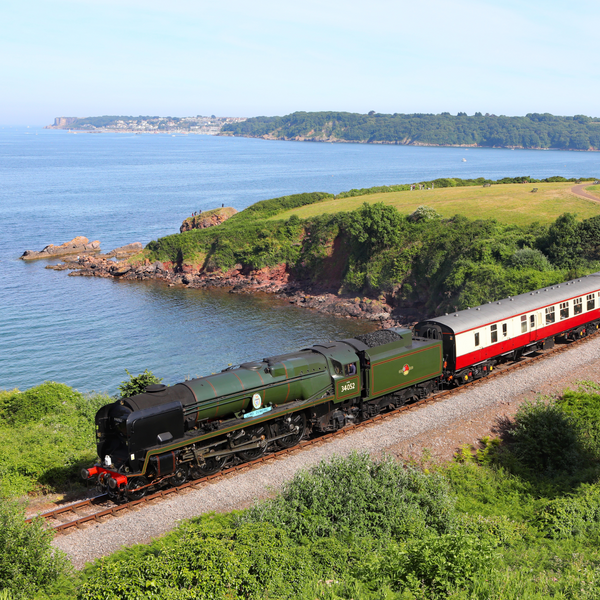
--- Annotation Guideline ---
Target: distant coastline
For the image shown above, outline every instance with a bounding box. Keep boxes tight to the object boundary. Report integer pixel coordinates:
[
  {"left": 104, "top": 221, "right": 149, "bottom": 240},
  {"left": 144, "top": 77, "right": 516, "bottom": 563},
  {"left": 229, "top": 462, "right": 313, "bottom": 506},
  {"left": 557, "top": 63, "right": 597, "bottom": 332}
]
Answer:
[
  {"left": 45, "top": 115, "right": 246, "bottom": 135},
  {"left": 220, "top": 111, "right": 600, "bottom": 152}
]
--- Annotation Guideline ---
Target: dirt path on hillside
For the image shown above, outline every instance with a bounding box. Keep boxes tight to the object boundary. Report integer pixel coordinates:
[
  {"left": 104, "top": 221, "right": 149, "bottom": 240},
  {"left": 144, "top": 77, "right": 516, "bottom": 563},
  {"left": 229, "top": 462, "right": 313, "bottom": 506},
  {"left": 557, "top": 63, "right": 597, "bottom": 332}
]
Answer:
[{"left": 570, "top": 181, "right": 600, "bottom": 203}]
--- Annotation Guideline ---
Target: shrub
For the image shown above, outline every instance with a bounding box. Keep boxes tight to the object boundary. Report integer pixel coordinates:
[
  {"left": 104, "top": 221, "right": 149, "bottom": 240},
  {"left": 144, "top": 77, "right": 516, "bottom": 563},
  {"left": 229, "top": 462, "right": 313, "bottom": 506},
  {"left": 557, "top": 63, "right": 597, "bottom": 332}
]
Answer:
[
  {"left": 0, "top": 500, "right": 69, "bottom": 599},
  {"left": 558, "top": 383, "right": 600, "bottom": 458},
  {"left": 536, "top": 483, "right": 600, "bottom": 539},
  {"left": 408, "top": 205, "right": 441, "bottom": 222},
  {"left": 117, "top": 369, "right": 163, "bottom": 398},
  {"left": 509, "top": 247, "right": 552, "bottom": 271},
  {"left": 241, "top": 452, "right": 457, "bottom": 541},
  {"left": 508, "top": 399, "right": 585, "bottom": 474},
  {"left": 358, "top": 533, "right": 495, "bottom": 597},
  {"left": 0, "top": 382, "right": 84, "bottom": 426}
]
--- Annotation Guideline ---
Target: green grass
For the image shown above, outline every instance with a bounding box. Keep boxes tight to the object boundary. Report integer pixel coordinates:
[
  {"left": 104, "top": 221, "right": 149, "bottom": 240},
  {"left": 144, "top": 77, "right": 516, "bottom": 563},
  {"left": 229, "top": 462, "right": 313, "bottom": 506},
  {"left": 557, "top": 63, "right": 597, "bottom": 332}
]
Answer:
[{"left": 270, "top": 181, "right": 600, "bottom": 226}]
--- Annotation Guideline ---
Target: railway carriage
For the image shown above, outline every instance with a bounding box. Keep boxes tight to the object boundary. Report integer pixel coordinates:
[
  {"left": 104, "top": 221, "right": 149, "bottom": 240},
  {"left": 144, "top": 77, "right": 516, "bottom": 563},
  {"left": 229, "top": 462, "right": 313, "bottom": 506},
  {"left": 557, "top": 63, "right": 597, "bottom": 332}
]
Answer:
[{"left": 414, "top": 272, "right": 600, "bottom": 384}]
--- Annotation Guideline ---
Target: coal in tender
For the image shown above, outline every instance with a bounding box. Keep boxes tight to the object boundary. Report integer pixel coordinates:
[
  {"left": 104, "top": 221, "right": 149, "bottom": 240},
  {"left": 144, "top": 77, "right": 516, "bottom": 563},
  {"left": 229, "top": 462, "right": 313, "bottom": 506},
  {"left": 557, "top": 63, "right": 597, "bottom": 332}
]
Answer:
[{"left": 354, "top": 329, "right": 402, "bottom": 348}]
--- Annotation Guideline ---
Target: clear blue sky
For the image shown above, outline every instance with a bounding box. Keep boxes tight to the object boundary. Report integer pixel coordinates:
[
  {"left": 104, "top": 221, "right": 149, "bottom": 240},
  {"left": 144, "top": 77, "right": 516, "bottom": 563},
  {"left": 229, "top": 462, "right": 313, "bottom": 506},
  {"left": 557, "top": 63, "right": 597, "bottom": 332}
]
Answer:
[{"left": 2, "top": 0, "right": 599, "bottom": 125}]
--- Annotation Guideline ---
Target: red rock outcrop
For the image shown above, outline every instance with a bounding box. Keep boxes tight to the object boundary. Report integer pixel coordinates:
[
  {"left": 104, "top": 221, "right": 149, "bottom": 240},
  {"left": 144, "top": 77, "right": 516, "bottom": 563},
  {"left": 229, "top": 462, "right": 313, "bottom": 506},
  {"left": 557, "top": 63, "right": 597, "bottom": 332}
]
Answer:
[
  {"left": 20, "top": 236, "right": 101, "bottom": 260},
  {"left": 57, "top": 254, "right": 422, "bottom": 328},
  {"left": 180, "top": 207, "right": 237, "bottom": 232}
]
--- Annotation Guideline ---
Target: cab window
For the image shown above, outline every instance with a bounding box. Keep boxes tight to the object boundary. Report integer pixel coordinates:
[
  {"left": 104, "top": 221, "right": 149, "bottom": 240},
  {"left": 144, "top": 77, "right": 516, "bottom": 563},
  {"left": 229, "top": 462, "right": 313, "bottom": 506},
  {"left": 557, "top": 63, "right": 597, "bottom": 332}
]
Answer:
[
  {"left": 331, "top": 359, "right": 343, "bottom": 376},
  {"left": 344, "top": 363, "right": 357, "bottom": 376}
]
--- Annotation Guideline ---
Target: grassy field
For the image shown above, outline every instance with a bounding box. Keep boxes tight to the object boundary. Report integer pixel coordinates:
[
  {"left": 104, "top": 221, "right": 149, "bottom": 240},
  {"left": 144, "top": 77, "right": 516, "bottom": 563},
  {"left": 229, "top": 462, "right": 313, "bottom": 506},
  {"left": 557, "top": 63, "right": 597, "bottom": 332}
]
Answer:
[{"left": 270, "top": 181, "right": 600, "bottom": 226}]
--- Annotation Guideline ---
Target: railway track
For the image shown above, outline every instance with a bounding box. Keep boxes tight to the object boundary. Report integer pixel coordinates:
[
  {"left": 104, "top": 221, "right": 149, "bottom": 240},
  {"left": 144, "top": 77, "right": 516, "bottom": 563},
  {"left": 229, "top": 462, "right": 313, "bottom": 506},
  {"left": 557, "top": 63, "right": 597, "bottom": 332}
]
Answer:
[{"left": 30, "top": 330, "right": 598, "bottom": 534}]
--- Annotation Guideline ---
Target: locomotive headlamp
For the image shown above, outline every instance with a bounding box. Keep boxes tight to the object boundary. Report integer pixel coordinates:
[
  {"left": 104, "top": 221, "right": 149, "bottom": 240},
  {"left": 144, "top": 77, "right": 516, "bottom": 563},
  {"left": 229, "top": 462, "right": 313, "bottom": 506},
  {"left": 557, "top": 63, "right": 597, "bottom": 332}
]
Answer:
[
  {"left": 108, "top": 475, "right": 128, "bottom": 489},
  {"left": 104, "top": 455, "right": 112, "bottom": 466},
  {"left": 81, "top": 466, "right": 99, "bottom": 480}
]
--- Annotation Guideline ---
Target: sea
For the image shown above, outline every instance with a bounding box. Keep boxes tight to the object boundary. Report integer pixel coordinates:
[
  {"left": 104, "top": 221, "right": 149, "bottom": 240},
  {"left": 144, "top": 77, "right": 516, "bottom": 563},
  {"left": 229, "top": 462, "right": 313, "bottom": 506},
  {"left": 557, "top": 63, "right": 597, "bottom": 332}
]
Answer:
[{"left": 1, "top": 127, "right": 599, "bottom": 394}]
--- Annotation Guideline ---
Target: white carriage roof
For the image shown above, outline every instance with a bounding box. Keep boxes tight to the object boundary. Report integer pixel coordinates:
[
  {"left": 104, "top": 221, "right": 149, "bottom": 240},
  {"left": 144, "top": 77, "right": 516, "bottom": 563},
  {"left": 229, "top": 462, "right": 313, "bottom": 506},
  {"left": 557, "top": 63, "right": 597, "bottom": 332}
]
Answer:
[{"left": 425, "top": 271, "right": 600, "bottom": 334}]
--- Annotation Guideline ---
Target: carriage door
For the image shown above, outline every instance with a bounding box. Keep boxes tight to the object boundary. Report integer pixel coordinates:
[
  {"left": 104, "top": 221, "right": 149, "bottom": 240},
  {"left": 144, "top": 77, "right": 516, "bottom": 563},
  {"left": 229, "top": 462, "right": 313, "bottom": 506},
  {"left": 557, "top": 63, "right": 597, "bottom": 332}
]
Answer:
[{"left": 529, "top": 313, "right": 539, "bottom": 342}]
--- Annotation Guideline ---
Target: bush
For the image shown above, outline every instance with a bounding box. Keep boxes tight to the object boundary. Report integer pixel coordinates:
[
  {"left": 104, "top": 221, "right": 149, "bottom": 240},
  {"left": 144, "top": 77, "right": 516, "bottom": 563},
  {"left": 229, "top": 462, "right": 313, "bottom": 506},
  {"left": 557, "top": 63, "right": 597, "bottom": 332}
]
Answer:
[
  {"left": 509, "top": 247, "right": 552, "bottom": 271},
  {"left": 0, "top": 500, "right": 69, "bottom": 599},
  {"left": 558, "top": 382, "right": 600, "bottom": 458},
  {"left": 508, "top": 399, "right": 586, "bottom": 474},
  {"left": 241, "top": 452, "right": 457, "bottom": 541},
  {"left": 408, "top": 205, "right": 441, "bottom": 222},
  {"left": 0, "top": 382, "right": 84, "bottom": 426},
  {"left": 117, "top": 369, "right": 163, "bottom": 398},
  {"left": 536, "top": 483, "right": 600, "bottom": 539}
]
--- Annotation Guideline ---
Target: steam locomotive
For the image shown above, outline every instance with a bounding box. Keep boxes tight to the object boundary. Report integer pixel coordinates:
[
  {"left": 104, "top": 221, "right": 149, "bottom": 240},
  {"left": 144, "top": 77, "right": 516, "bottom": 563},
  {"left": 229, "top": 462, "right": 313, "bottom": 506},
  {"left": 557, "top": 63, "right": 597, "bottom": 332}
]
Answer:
[{"left": 83, "top": 272, "right": 600, "bottom": 500}]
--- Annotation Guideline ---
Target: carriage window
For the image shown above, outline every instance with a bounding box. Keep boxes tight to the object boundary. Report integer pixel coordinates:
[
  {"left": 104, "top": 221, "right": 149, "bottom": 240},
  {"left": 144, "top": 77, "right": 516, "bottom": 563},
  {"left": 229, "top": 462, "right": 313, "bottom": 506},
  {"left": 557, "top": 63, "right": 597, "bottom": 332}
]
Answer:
[
  {"left": 560, "top": 302, "right": 569, "bottom": 320},
  {"left": 344, "top": 363, "right": 357, "bottom": 376},
  {"left": 490, "top": 324, "right": 498, "bottom": 343},
  {"left": 521, "top": 315, "right": 527, "bottom": 333},
  {"left": 574, "top": 297, "right": 582, "bottom": 315},
  {"left": 587, "top": 294, "right": 596, "bottom": 311},
  {"left": 502, "top": 323, "right": 507, "bottom": 337},
  {"left": 545, "top": 306, "right": 556, "bottom": 324},
  {"left": 530, "top": 314, "right": 536, "bottom": 328},
  {"left": 474, "top": 332, "right": 480, "bottom": 346}
]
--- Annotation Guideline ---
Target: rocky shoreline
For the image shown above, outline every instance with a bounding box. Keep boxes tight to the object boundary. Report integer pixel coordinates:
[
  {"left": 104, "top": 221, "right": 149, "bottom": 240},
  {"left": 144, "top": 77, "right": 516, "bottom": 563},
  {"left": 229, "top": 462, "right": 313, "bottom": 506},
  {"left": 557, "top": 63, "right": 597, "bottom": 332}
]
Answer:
[{"left": 56, "top": 254, "right": 421, "bottom": 328}]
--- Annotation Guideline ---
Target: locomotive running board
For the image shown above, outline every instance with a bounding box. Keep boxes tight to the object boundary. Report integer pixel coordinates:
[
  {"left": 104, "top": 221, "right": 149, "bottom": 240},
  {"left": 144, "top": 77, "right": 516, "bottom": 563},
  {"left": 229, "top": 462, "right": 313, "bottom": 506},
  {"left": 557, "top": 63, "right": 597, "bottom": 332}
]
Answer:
[{"left": 201, "top": 426, "right": 301, "bottom": 460}]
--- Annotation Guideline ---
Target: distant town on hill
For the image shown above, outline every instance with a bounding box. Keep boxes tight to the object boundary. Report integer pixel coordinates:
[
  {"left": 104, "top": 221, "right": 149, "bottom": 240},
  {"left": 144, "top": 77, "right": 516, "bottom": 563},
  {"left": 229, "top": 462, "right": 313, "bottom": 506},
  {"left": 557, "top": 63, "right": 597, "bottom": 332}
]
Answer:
[
  {"left": 46, "top": 115, "right": 246, "bottom": 134},
  {"left": 220, "top": 111, "right": 600, "bottom": 151}
]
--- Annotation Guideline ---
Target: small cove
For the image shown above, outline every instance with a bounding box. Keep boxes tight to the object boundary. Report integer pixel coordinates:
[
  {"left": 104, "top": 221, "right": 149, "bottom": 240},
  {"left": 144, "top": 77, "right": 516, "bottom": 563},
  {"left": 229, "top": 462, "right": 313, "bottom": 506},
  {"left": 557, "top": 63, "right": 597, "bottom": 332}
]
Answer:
[{"left": 1, "top": 128, "right": 599, "bottom": 392}]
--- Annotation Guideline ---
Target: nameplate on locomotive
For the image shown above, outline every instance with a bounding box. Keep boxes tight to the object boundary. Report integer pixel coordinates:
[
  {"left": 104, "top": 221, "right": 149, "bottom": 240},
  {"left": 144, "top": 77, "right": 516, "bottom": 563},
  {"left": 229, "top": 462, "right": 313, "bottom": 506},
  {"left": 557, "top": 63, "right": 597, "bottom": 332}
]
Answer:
[{"left": 243, "top": 406, "right": 273, "bottom": 419}]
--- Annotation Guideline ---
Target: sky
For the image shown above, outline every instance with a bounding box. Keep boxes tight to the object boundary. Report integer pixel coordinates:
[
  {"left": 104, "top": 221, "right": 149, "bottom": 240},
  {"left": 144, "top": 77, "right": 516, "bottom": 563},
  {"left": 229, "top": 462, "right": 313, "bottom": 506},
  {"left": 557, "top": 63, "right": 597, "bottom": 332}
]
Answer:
[{"left": 2, "top": 0, "right": 599, "bottom": 125}]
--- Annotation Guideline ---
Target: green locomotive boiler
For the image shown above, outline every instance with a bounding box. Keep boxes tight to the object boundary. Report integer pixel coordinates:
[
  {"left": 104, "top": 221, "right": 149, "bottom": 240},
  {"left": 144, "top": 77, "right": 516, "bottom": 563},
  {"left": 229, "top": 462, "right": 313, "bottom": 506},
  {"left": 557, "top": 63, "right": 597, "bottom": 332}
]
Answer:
[{"left": 83, "top": 328, "right": 442, "bottom": 500}]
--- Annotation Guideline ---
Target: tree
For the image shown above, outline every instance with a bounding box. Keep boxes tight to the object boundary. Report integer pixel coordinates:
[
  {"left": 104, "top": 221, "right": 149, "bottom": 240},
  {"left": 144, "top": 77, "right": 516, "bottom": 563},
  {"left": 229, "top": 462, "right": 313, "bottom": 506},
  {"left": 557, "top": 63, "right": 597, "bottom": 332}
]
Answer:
[
  {"left": 540, "top": 213, "right": 583, "bottom": 268},
  {"left": 346, "top": 202, "right": 404, "bottom": 252},
  {"left": 117, "top": 369, "right": 163, "bottom": 398}
]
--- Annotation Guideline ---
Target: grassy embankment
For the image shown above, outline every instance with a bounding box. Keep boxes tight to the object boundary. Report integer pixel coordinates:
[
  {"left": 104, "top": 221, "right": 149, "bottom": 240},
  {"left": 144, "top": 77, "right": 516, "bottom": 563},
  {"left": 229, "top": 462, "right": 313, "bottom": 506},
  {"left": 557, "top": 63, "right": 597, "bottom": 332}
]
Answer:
[
  {"left": 143, "top": 177, "right": 600, "bottom": 316},
  {"left": 6, "top": 381, "right": 600, "bottom": 599},
  {"left": 0, "top": 383, "right": 110, "bottom": 499}
]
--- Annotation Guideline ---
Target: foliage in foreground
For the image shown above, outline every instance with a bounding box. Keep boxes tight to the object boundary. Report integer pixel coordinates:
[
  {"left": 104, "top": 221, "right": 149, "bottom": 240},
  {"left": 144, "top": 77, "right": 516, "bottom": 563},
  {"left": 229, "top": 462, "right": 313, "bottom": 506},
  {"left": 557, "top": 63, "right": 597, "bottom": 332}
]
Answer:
[
  {"left": 5, "top": 382, "right": 600, "bottom": 598},
  {"left": 0, "top": 499, "right": 69, "bottom": 599}
]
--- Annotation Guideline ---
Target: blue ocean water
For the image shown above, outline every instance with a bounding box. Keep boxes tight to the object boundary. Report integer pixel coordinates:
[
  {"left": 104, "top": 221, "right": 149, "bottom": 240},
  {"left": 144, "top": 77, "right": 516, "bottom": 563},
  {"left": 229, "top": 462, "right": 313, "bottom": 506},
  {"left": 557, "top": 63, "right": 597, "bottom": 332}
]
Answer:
[{"left": 1, "top": 128, "right": 599, "bottom": 393}]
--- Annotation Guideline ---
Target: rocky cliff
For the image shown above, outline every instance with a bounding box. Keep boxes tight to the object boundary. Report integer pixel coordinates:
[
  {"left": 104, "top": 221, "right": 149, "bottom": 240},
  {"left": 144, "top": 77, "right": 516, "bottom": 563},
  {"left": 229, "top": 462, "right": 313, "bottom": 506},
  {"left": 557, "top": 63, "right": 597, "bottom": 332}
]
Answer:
[{"left": 180, "top": 207, "right": 237, "bottom": 232}]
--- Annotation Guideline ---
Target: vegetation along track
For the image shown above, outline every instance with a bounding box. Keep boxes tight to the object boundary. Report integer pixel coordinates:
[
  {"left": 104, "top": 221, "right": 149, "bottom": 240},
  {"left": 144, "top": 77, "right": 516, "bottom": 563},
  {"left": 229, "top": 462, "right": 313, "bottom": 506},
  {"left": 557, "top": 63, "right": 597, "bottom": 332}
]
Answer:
[{"left": 31, "top": 329, "right": 599, "bottom": 535}]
